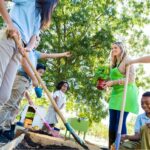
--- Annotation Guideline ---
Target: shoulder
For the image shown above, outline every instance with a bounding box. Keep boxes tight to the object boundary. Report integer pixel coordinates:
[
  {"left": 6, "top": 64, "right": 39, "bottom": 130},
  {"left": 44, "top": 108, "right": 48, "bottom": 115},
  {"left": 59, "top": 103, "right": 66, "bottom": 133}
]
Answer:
[
  {"left": 54, "top": 90, "right": 59, "bottom": 94},
  {"left": 53, "top": 90, "right": 60, "bottom": 96},
  {"left": 136, "top": 113, "right": 145, "bottom": 120}
]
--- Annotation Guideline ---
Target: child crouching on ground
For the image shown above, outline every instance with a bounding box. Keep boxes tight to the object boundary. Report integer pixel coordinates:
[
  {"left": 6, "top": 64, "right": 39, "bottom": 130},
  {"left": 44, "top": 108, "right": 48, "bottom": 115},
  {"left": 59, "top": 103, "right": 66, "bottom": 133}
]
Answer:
[{"left": 120, "top": 91, "right": 150, "bottom": 150}]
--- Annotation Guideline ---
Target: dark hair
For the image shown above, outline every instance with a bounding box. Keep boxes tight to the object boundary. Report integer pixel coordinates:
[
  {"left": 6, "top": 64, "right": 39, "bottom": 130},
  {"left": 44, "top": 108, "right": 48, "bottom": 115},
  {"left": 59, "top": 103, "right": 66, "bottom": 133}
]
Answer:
[
  {"left": 56, "top": 81, "right": 69, "bottom": 90},
  {"left": 142, "top": 91, "right": 150, "bottom": 97},
  {"left": 36, "top": 63, "right": 46, "bottom": 71},
  {"left": 37, "top": 0, "right": 59, "bottom": 30}
]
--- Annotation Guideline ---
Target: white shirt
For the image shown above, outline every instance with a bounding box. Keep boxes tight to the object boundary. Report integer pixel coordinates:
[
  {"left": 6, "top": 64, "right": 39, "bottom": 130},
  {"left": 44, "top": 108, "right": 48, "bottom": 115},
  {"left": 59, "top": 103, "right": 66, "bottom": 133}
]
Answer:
[{"left": 53, "top": 90, "right": 66, "bottom": 109}]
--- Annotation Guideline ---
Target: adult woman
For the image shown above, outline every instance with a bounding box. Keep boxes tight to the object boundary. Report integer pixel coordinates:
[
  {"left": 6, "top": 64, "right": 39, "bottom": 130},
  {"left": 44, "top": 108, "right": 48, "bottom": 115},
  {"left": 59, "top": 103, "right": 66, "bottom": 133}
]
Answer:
[{"left": 104, "top": 42, "right": 139, "bottom": 148}]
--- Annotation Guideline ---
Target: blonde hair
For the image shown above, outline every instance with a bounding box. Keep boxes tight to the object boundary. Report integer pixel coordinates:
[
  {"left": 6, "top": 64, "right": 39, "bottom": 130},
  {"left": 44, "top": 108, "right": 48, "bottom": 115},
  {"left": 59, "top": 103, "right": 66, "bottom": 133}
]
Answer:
[{"left": 110, "top": 42, "right": 127, "bottom": 68}]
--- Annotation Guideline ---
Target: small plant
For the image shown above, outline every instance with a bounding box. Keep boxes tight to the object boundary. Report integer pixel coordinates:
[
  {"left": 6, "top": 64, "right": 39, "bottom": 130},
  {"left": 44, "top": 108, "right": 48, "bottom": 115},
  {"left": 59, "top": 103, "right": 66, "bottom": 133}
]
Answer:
[
  {"left": 94, "top": 65, "right": 110, "bottom": 90},
  {"left": 95, "top": 65, "right": 110, "bottom": 80}
]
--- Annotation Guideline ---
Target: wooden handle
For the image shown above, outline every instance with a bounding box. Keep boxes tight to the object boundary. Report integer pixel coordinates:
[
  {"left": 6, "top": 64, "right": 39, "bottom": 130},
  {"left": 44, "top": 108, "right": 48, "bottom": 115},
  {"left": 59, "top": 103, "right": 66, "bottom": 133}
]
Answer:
[
  {"left": 9, "top": 32, "right": 66, "bottom": 124},
  {"left": 117, "top": 66, "right": 130, "bottom": 134}
]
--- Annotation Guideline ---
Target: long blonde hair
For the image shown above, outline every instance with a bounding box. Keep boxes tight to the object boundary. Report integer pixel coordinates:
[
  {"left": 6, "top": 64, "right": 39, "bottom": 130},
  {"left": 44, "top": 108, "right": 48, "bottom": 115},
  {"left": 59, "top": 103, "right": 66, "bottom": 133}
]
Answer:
[{"left": 110, "top": 42, "right": 127, "bottom": 68}]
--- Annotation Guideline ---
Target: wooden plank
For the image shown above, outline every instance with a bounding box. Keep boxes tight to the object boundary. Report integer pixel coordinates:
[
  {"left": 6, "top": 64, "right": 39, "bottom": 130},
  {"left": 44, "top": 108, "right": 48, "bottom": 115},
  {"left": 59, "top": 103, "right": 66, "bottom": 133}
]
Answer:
[{"left": 0, "top": 134, "right": 25, "bottom": 150}]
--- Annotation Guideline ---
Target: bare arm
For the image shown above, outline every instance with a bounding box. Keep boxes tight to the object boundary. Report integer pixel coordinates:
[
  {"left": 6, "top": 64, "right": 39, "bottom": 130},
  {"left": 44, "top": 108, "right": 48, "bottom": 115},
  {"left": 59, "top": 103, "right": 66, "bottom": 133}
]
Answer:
[
  {"left": 24, "top": 91, "right": 34, "bottom": 105},
  {"left": 122, "top": 132, "right": 140, "bottom": 141},
  {"left": 0, "top": 0, "right": 19, "bottom": 35},
  {"left": 40, "top": 51, "right": 71, "bottom": 59},
  {"left": 21, "top": 56, "right": 38, "bottom": 87},
  {"left": 0, "top": 0, "right": 12, "bottom": 25},
  {"left": 127, "top": 56, "right": 150, "bottom": 65}
]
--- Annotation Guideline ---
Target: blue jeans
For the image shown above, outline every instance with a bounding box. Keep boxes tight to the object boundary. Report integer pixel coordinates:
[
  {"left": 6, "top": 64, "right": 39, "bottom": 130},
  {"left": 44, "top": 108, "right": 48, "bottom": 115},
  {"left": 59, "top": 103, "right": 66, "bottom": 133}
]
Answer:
[{"left": 109, "top": 109, "right": 129, "bottom": 134}]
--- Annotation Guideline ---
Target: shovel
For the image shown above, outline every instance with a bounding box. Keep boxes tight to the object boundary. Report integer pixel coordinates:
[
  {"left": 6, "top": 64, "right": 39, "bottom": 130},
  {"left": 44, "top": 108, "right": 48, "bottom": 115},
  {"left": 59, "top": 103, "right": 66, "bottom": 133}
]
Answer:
[{"left": 111, "top": 66, "right": 130, "bottom": 150}]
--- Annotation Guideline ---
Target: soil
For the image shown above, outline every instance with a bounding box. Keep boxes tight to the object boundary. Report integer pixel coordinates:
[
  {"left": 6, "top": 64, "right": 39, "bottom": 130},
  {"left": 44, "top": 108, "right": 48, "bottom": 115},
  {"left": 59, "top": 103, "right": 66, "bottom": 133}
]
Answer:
[{"left": 14, "top": 132, "right": 79, "bottom": 150}]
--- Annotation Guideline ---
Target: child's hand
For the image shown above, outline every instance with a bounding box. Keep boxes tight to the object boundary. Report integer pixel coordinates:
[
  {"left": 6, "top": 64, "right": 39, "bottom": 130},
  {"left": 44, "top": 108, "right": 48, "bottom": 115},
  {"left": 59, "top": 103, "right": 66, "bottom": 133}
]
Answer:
[
  {"left": 28, "top": 100, "right": 33, "bottom": 105},
  {"left": 146, "top": 123, "right": 150, "bottom": 128},
  {"left": 64, "top": 51, "right": 71, "bottom": 57},
  {"left": 7, "top": 23, "right": 20, "bottom": 38},
  {"left": 25, "top": 47, "right": 32, "bottom": 52},
  {"left": 121, "top": 134, "right": 128, "bottom": 141},
  {"left": 6, "top": 26, "right": 26, "bottom": 56}
]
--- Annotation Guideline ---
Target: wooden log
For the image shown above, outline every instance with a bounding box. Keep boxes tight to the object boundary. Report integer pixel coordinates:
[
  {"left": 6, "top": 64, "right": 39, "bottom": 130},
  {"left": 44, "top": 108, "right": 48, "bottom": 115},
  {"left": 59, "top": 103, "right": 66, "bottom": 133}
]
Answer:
[
  {"left": 27, "top": 132, "right": 101, "bottom": 150},
  {"left": 27, "top": 132, "right": 83, "bottom": 149}
]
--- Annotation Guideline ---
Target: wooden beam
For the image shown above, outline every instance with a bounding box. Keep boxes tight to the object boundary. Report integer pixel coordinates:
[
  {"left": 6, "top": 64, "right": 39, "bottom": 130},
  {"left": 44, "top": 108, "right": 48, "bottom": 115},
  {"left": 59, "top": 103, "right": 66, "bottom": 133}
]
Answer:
[
  {"left": 27, "top": 132, "right": 83, "bottom": 149},
  {"left": 27, "top": 132, "right": 101, "bottom": 150}
]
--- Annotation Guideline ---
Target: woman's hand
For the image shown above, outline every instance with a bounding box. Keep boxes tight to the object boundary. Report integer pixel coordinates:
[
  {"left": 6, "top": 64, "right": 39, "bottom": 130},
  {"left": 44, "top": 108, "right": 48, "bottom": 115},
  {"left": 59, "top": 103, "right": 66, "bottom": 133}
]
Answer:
[
  {"left": 28, "top": 100, "right": 33, "bottom": 105},
  {"left": 103, "top": 81, "right": 113, "bottom": 89}
]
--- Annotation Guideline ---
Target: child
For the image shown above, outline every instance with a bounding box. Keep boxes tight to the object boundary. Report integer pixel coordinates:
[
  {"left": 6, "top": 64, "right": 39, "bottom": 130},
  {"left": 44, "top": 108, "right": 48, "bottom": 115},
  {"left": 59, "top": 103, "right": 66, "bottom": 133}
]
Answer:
[
  {"left": 0, "top": 0, "right": 58, "bottom": 109},
  {"left": 45, "top": 81, "right": 69, "bottom": 129},
  {"left": 120, "top": 92, "right": 150, "bottom": 150}
]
